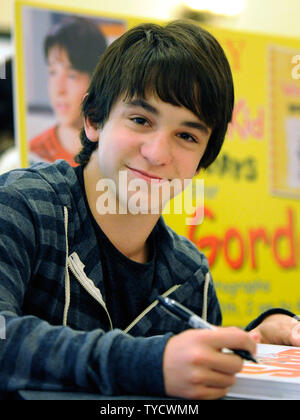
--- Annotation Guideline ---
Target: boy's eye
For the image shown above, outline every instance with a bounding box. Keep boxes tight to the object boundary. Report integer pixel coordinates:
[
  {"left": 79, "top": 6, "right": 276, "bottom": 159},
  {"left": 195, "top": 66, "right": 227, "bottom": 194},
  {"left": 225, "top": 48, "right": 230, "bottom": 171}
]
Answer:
[
  {"left": 178, "top": 132, "right": 197, "bottom": 143},
  {"left": 131, "top": 117, "right": 149, "bottom": 126},
  {"left": 68, "top": 72, "right": 78, "bottom": 80}
]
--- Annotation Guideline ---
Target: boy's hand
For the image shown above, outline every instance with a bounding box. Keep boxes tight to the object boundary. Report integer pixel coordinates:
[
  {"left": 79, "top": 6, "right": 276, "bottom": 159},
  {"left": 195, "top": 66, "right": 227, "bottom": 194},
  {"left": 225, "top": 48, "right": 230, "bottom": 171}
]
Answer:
[
  {"left": 248, "top": 314, "right": 300, "bottom": 347},
  {"left": 162, "top": 327, "right": 256, "bottom": 400}
]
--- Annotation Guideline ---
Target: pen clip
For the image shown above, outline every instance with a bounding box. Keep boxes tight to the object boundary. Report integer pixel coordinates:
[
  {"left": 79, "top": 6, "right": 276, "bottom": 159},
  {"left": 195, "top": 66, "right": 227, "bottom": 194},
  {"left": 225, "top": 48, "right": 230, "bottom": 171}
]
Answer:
[
  {"left": 156, "top": 296, "right": 181, "bottom": 320},
  {"left": 157, "top": 295, "right": 191, "bottom": 324}
]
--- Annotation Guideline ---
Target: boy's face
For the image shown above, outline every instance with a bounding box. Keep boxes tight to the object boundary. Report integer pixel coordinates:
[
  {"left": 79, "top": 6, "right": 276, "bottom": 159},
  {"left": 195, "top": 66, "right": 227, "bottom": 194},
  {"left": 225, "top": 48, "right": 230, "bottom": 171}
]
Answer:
[
  {"left": 47, "top": 46, "right": 90, "bottom": 129},
  {"left": 85, "top": 94, "right": 212, "bottom": 214}
]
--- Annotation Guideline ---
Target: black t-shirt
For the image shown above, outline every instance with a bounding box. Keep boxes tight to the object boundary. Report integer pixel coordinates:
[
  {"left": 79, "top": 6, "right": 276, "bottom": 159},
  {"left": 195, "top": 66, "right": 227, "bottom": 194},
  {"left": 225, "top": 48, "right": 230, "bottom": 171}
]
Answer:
[{"left": 74, "top": 165, "right": 157, "bottom": 330}]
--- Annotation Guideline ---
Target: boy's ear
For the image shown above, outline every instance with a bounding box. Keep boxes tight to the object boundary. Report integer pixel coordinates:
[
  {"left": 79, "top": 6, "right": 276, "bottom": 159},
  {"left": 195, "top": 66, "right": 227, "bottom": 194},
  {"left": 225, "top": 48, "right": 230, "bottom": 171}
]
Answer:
[{"left": 84, "top": 116, "right": 99, "bottom": 142}]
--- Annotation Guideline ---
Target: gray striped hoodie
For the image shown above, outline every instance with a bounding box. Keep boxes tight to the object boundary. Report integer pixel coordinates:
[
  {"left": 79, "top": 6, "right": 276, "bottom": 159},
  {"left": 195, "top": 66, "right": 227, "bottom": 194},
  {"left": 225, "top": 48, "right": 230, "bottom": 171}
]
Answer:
[{"left": 0, "top": 160, "right": 221, "bottom": 396}]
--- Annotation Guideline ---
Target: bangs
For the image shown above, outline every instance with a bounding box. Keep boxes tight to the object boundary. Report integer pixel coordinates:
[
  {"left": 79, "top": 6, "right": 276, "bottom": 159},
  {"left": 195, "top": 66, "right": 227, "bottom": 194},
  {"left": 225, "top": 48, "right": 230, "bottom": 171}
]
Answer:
[
  {"left": 118, "top": 42, "right": 219, "bottom": 130},
  {"left": 80, "top": 21, "right": 234, "bottom": 168}
]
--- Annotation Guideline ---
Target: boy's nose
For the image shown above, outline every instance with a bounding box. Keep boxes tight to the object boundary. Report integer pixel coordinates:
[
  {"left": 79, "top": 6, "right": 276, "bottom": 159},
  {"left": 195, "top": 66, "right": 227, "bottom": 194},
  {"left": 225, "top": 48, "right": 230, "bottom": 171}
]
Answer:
[
  {"left": 55, "top": 74, "right": 67, "bottom": 94},
  {"left": 140, "top": 133, "right": 172, "bottom": 167}
]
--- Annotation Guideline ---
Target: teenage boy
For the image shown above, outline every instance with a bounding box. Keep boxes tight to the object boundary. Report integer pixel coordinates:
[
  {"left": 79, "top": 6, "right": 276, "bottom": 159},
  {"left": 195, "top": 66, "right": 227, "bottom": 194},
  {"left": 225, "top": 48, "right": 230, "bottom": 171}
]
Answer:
[
  {"left": 0, "top": 20, "right": 298, "bottom": 400},
  {"left": 29, "top": 16, "right": 107, "bottom": 166}
]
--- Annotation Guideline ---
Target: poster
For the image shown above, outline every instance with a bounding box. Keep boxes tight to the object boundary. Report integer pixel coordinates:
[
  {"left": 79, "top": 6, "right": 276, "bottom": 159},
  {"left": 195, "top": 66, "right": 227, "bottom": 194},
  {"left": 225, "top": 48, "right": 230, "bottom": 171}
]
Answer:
[
  {"left": 15, "top": 1, "right": 126, "bottom": 167},
  {"left": 170, "top": 27, "right": 300, "bottom": 326},
  {"left": 269, "top": 45, "right": 300, "bottom": 197},
  {"left": 14, "top": 1, "right": 300, "bottom": 327},
  {"left": 163, "top": 27, "right": 300, "bottom": 326}
]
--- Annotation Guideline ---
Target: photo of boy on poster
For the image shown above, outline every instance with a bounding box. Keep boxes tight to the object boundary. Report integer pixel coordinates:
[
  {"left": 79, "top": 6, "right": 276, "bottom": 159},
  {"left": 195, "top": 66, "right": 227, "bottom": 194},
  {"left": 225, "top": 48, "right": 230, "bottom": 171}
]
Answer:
[{"left": 23, "top": 8, "right": 126, "bottom": 166}]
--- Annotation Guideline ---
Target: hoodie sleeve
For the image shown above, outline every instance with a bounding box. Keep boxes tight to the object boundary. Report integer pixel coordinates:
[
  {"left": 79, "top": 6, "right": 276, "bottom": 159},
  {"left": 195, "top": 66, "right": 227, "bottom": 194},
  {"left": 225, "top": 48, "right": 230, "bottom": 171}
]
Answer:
[
  {"left": 0, "top": 185, "right": 170, "bottom": 395},
  {"left": 245, "top": 308, "right": 296, "bottom": 331},
  {"left": 1, "top": 310, "right": 170, "bottom": 395}
]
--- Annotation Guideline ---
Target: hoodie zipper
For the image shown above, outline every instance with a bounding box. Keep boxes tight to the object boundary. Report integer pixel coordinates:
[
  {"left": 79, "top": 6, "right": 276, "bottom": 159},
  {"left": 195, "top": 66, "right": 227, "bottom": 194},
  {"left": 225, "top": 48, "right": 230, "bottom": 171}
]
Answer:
[{"left": 67, "top": 251, "right": 113, "bottom": 330}]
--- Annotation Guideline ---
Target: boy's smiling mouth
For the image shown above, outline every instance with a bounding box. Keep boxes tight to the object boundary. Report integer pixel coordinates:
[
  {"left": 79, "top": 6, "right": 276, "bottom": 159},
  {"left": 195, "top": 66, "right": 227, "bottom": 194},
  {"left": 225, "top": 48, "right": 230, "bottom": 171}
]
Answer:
[{"left": 126, "top": 166, "right": 170, "bottom": 183}]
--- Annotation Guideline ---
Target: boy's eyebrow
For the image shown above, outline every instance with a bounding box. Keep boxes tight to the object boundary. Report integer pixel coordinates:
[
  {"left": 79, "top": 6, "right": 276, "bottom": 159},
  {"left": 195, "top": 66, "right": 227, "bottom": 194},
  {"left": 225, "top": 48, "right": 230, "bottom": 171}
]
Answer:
[
  {"left": 126, "top": 98, "right": 210, "bottom": 135},
  {"left": 47, "top": 61, "right": 73, "bottom": 70},
  {"left": 125, "top": 99, "right": 159, "bottom": 115},
  {"left": 181, "top": 121, "right": 210, "bottom": 135}
]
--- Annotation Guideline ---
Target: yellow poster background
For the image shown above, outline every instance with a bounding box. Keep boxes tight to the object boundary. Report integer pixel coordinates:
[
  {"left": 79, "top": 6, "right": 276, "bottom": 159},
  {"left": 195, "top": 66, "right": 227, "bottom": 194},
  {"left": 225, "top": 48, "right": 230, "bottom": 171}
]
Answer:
[
  {"left": 14, "top": 0, "right": 300, "bottom": 327},
  {"left": 165, "top": 27, "right": 300, "bottom": 326}
]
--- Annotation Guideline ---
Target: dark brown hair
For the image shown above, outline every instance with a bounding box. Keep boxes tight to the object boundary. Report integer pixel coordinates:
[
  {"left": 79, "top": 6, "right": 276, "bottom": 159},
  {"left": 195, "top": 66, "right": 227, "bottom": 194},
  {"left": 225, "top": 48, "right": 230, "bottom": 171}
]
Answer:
[
  {"left": 75, "top": 20, "right": 234, "bottom": 169},
  {"left": 44, "top": 16, "right": 107, "bottom": 75}
]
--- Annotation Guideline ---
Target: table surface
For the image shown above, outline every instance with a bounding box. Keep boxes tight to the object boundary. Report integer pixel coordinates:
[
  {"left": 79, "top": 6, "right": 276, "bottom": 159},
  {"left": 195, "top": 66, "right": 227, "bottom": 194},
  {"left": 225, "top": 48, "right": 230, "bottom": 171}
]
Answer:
[
  {"left": 1, "top": 389, "right": 242, "bottom": 400},
  {"left": 2, "top": 389, "right": 180, "bottom": 400}
]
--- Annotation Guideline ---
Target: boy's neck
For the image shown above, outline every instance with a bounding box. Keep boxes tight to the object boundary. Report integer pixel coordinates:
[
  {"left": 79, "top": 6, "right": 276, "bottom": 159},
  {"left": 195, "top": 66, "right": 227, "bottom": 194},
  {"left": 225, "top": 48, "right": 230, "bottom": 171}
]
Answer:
[{"left": 83, "top": 153, "right": 161, "bottom": 264}]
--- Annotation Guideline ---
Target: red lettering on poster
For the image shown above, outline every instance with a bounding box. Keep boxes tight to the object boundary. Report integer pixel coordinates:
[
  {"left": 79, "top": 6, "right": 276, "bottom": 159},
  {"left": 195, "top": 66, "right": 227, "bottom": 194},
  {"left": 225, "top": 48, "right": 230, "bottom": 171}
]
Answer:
[
  {"left": 227, "top": 99, "right": 264, "bottom": 140},
  {"left": 272, "top": 209, "right": 296, "bottom": 268},
  {"left": 249, "top": 228, "right": 269, "bottom": 270},
  {"left": 223, "top": 228, "right": 245, "bottom": 269},
  {"left": 189, "top": 207, "right": 221, "bottom": 267},
  {"left": 187, "top": 206, "right": 297, "bottom": 270},
  {"left": 225, "top": 39, "right": 246, "bottom": 72}
]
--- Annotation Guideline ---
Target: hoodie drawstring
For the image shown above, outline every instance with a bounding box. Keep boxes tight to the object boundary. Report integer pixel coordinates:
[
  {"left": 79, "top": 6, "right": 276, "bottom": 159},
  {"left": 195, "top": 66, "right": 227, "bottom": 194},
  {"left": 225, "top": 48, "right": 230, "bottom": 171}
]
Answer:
[
  {"left": 62, "top": 205, "right": 211, "bottom": 328},
  {"left": 63, "top": 206, "right": 70, "bottom": 326},
  {"left": 202, "top": 272, "right": 210, "bottom": 321}
]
